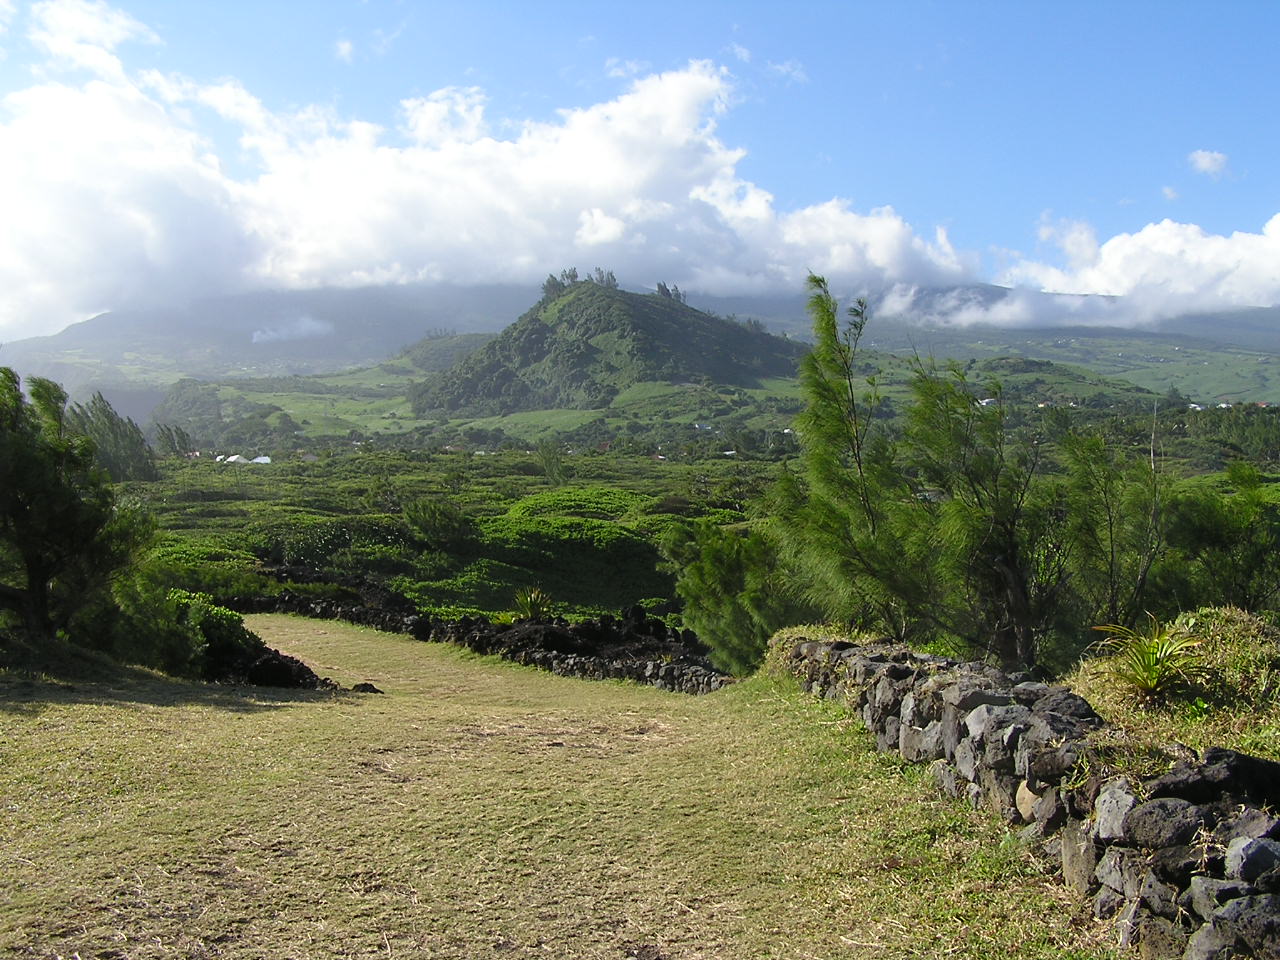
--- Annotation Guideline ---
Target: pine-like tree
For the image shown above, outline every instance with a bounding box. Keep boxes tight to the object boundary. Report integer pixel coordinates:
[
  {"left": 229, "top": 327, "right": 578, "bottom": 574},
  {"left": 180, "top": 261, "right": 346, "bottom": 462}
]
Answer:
[{"left": 0, "top": 370, "right": 151, "bottom": 643}]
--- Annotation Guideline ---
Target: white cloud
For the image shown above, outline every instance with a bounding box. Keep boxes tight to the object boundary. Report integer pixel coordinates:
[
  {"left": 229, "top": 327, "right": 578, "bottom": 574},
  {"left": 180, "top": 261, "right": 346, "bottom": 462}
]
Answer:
[
  {"left": 399, "top": 86, "right": 487, "bottom": 145},
  {"left": 1188, "top": 148, "right": 1227, "bottom": 177},
  {"left": 371, "top": 20, "right": 405, "bottom": 57},
  {"left": 0, "top": 23, "right": 978, "bottom": 340},
  {"left": 605, "top": 57, "right": 650, "bottom": 79},
  {"left": 766, "top": 59, "right": 808, "bottom": 84},
  {"left": 728, "top": 42, "right": 751, "bottom": 63},
  {"left": 1162, "top": 185, "right": 1178, "bottom": 201},
  {"left": 28, "top": 0, "right": 157, "bottom": 78},
  {"left": 575, "top": 208, "right": 626, "bottom": 246},
  {"left": 1003, "top": 215, "right": 1280, "bottom": 317},
  {"left": 334, "top": 39, "right": 353, "bottom": 63},
  {"left": 7, "top": 1, "right": 1279, "bottom": 342}
]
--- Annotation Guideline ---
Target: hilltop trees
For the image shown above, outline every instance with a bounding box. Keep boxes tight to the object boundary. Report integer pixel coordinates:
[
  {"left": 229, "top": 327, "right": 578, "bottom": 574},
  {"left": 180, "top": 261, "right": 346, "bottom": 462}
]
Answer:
[{"left": 0, "top": 369, "right": 151, "bottom": 644}]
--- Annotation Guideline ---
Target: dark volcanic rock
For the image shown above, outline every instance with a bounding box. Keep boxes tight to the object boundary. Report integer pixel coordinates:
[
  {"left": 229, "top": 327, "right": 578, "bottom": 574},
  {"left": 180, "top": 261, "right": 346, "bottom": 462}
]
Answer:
[
  {"left": 1123, "top": 797, "right": 1211, "bottom": 848},
  {"left": 244, "top": 649, "right": 322, "bottom": 688}
]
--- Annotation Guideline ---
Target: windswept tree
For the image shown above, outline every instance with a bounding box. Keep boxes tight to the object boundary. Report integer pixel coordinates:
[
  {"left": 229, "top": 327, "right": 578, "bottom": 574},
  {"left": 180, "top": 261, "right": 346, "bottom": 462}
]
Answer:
[
  {"left": 0, "top": 370, "right": 151, "bottom": 644},
  {"left": 66, "top": 391, "right": 158, "bottom": 481}
]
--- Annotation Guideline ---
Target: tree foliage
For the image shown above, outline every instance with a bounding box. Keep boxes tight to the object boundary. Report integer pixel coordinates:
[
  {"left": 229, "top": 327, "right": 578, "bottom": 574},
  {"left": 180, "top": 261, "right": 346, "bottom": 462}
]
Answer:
[
  {"left": 66, "top": 391, "right": 158, "bottom": 481},
  {"left": 670, "top": 275, "right": 1198, "bottom": 673},
  {"left": 661, "top": 520, "right": 812, "bottom": 675},
  {"left": 0, "top": 369, "right": 152, "bottom": 643}
]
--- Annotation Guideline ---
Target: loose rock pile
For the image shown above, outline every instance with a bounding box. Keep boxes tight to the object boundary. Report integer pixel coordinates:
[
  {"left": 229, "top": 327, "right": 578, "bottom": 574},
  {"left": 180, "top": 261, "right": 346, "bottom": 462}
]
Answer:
[{"left": 777, "top": 637, "right": 1280, "bottom": 959}]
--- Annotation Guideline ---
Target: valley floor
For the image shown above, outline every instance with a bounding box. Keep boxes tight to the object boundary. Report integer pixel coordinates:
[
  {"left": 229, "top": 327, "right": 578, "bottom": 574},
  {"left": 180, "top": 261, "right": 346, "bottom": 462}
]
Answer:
[{"left": 1, "top": 617, "right": 1116, "bottom": 959}]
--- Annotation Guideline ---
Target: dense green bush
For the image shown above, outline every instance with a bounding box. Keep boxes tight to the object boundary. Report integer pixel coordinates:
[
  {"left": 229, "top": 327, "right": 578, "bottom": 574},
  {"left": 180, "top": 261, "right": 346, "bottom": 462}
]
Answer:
[{"left": 403, "top": 496, "right": 476, "bottom": 552}]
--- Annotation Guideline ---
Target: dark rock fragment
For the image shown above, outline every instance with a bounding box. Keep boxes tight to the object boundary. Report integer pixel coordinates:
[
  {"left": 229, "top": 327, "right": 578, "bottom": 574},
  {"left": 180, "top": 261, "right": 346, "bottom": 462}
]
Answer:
[
  {"left": 1124, "top": 797, "right": 1210, "bottom": 848},
  {"left": 1226, "top": 837, "right": 1280, "bottom": 883},
  {"left": 1062, "top": 818, "right": 1101, "bottom": 896}
]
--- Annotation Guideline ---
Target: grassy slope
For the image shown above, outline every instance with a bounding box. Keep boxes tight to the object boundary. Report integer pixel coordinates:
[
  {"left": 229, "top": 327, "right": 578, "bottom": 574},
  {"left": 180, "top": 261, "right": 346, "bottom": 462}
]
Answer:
[
  {"left": 0, "top": 617, "right": 1114, "bottom": 960},
  {"left": 862, "top": 326, "right": 1280, "bottom": 404}
]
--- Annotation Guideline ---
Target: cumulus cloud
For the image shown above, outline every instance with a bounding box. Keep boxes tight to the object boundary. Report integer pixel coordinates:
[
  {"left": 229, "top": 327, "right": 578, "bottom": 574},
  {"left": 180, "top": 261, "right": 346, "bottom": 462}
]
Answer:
[
  {"left": 29, "top": 0, "right": 157, "bottom": 78},
  {"left": 728, "top": 42, "right": 751, "bottom": 63},
  {"left": 334, "top": 38, "right": 352, "bottom": 63},
  {"left": 1188, "top": 148, "right": 1228, "bottom": 177},
  {"left": 1003, "top": 215, "right": 1280, "bottom": 318},
  {"left": 0, "top": 13, "right": 975, "bottom": 340},
  {"left": 1162, "top": 185, "right": 1178, "bottom": 200},
  {"left": 399, "top": 86, "right": 487, "bottom": 145},
  {"left": 3, "top": 0, "right": 1277, "bottom": 342}
]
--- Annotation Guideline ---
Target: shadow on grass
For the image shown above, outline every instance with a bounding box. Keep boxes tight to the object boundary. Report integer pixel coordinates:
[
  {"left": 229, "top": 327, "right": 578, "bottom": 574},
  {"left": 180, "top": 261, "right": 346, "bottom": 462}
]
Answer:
[{"left": 0, "top": 638, "right": 343, "bottom": 716}]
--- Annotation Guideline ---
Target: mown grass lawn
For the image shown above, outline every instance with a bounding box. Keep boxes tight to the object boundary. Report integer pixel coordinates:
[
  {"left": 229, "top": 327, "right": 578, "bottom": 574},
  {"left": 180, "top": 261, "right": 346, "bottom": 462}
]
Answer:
[{"left": 1, "top": 617, "right": 1117, "bottom": 959}]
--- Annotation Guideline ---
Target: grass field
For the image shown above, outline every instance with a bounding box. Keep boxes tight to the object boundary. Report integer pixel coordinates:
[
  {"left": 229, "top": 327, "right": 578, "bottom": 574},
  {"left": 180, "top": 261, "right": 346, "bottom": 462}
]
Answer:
[{"left": 1, "top": 617, "right": 1116, "bottom": 960}]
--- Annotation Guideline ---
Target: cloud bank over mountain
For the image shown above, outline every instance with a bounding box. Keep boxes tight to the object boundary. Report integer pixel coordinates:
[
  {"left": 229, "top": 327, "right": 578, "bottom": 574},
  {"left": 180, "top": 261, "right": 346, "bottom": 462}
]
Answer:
[{"left": 1, "top": 0, "right": 1279, "bottom": 340}]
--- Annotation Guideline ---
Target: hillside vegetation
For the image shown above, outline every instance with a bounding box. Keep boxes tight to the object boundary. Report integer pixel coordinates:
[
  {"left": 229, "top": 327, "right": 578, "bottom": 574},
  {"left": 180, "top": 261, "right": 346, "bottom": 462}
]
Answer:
[{"left": 409, "top": 282, "right": 807, "bottom": 416}]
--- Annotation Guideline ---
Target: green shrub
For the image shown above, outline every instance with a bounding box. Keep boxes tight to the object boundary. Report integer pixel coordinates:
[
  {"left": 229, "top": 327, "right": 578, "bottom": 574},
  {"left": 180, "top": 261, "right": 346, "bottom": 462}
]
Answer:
[
  {"left": 513, "top": 586, "right": 556, "bottom": 620},
  {"left": 504, "top": 486, "right": 649, "bottom": 521},
  {"left": 404, "top": 496, "right": 476, "bottom": 552},
  {"left": 1091, "top": 614, "right": 1207, "bottom": 698},
  {"left": 168, "top": 589, "right": 264, "bottom": 679}
]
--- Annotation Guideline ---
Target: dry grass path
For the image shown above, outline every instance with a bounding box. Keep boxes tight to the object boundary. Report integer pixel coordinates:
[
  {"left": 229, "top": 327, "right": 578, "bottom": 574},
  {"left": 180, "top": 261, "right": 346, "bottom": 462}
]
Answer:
[{"left": 1, "top": 616, "right": 1116, "bottom": 959}]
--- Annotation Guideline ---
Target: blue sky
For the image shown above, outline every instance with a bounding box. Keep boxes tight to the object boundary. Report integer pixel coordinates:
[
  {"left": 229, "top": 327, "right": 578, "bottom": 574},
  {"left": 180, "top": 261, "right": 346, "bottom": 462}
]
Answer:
[{"left": 1, "top": 0, "right": 1278, "bottom": 338}]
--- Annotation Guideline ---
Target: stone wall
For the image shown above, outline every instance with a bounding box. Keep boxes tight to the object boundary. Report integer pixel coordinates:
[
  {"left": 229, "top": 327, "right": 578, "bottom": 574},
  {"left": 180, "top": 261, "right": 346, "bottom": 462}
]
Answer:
[
  {"left": 775, "top": 636, "right": 1280, "bottom": 960},
  {"left": 233, "top": 593, "right": 732, "bottom": 696}
]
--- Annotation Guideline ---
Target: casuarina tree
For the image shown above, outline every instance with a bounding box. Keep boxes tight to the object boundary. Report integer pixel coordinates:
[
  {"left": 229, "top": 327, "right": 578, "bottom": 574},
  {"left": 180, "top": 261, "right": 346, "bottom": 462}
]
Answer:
[{"left": 0, "top": 369, "right": 151, "bottom": 644}]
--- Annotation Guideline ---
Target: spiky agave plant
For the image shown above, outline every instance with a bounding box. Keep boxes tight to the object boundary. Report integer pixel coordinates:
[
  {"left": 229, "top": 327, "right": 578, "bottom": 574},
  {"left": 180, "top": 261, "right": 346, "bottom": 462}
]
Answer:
[
  {"left": 1092, "top": 614, "right": 1207, "bottom": 698},
  {"left": 512, "top": 586, "right": 555, "bottom": 621}
]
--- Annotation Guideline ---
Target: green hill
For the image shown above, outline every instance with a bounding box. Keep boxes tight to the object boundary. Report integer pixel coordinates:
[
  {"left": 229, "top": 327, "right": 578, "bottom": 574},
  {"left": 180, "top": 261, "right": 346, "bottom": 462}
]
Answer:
[{"left": 409, "top": 283, "right": 807, "bottom": 416}]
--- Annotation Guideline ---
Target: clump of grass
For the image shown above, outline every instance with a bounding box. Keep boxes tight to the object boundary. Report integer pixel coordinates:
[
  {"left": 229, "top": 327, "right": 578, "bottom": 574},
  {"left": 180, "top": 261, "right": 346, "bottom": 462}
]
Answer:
[
  {"left": 512, "top": 585, "right": 555, "bottom": 620},
  {"left": 1070, "top": 606, "right": 1280, "bottom": 764}
]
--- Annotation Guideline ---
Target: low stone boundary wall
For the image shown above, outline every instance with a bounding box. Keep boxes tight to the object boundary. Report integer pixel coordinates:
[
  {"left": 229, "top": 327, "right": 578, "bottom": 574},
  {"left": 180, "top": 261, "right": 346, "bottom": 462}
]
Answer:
[
  {"left": 232, "top": 592, "right": 427, "bottom": 636},
  {"left": 231, "top": 593, "right": 732, "bottom": 696},
  {"left": 423, "top": 616, "right": 732, "bottom": 695},
  {"left": 776, "top": 637, "right": 1280, "bottom": 959}
]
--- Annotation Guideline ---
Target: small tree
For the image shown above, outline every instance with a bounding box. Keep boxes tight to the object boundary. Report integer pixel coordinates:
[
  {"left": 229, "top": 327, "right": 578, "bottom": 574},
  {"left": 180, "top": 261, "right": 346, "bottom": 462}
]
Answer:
[
  {"left": 542, "top": 274, "right": 567, "bottom": 299},
  {"left": 534, "top": 439, "right": 569, "bottom": 486},
  {"left": 0, "top": 370, "right": 151, "bottom": 643},
  {"left": 662, "top": 520, "right": 811, "bottom": 675}
]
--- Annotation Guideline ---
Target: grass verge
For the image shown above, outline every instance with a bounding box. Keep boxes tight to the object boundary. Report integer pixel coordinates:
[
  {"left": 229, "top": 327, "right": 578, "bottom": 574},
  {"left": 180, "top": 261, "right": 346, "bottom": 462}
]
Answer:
[{"left": 0, "top": 616, "right": 1117, "bottom": 959}]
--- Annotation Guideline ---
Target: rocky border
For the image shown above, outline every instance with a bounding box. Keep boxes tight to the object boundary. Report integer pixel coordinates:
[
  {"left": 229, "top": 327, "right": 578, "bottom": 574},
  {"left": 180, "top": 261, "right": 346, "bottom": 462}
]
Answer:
[
  {"left": 231, "top": 593, "right": 733, "bottom": 696},
  {"left": 776, "top": 637, "right": 1280, "bottom": 960}
]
